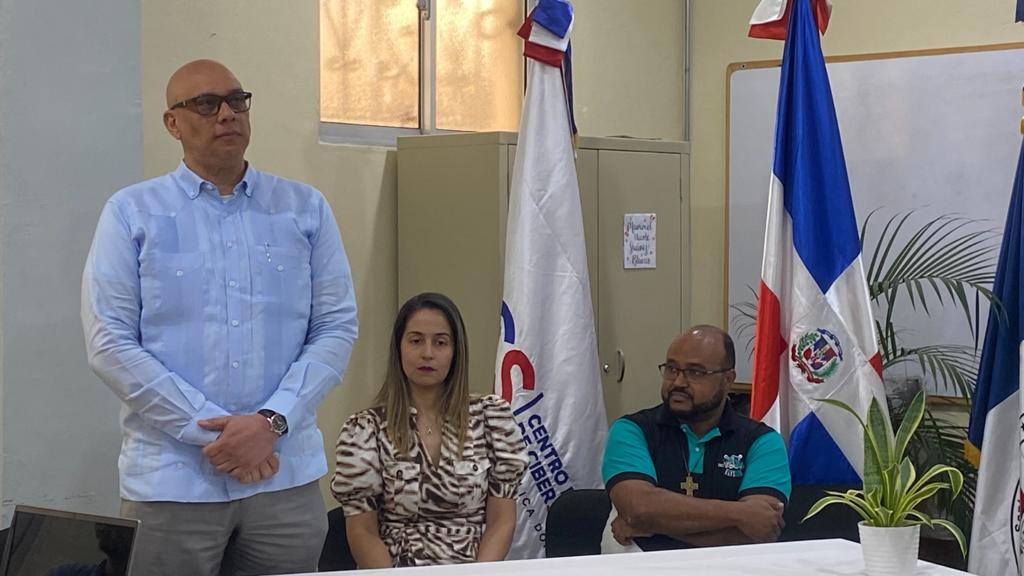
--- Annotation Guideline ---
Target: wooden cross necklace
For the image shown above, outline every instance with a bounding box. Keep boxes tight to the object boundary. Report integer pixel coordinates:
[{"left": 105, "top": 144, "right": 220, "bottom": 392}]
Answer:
[{"left": 680, "top": 447, "right": 699, "bottom": 496}]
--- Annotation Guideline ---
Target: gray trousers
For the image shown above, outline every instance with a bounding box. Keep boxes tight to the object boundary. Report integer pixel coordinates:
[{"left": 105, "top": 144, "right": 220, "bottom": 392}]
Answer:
[{"left": 122, "top": 481, "right": 327, "bottom": 576}]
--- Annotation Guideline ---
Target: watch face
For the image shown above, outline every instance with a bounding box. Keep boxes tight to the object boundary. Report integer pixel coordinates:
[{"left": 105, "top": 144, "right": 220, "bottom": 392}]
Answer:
[{"left": 270, "top": 414, "right": 287, "bottom": 434}]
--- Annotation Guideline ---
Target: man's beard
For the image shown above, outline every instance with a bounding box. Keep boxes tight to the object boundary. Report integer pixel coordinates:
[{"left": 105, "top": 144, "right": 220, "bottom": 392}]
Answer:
[{"left": 664, "top": 386, "right": 726, "bottom": 420}]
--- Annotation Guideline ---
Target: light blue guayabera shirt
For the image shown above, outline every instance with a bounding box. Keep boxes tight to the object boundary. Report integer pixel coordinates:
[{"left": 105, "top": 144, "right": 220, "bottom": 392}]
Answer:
[{"left": 82, "top": 162, "right": 358, "bottom": 502}]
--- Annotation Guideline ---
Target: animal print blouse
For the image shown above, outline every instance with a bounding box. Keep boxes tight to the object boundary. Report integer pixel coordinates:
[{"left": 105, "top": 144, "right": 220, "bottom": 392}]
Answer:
[{"left": 332, "top": 394, "right": 528, "bottom": 566}]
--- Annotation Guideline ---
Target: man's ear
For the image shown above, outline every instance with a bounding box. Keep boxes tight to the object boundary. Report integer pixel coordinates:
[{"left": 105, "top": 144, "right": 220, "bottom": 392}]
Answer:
[
  {"left": 723, "top": 369, "right": 737, "bottom": 392},
  {"left": 163, "top": 110, "right": 182, "bottom": 141}
]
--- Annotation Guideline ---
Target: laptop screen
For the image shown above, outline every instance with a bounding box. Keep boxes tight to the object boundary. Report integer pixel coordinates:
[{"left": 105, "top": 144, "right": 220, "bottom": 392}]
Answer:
[{"left": 0, "top": 506, "right": 138, "bottom": 576}]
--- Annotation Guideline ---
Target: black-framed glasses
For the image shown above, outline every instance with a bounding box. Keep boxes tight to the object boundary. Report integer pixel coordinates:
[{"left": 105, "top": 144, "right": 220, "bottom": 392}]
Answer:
[
  {"left": 170, "top": 91, "right": 252, "bottom": 117},
  {"left": 658, "top": 363, "right": 732, "bottom": 382}
]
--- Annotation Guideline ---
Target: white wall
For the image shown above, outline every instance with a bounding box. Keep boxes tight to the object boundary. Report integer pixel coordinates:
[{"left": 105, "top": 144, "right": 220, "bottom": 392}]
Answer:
[{"left": 0, "top": 0, "right": 142, "bottom": 520}]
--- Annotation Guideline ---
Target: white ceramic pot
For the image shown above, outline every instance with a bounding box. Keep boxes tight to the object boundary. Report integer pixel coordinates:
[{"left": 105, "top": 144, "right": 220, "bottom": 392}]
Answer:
[{"left": 858, "top": 522, "right": 921, "bottom": 576}]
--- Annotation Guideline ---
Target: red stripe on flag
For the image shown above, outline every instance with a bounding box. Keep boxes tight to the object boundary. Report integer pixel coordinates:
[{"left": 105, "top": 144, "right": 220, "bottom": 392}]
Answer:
[
  {"left": 868, "top": 351, "right": 883, "bottom": 378},
  {"left": 750, "top": 281, "right": 786, "bottom": 421},
  {"left": 524, "top": 42, "right": 565, "bottom": 67}
]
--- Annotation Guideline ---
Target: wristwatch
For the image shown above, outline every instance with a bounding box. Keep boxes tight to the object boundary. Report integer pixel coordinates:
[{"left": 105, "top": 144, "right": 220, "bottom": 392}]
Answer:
[{"left": 258, "top": 409, "right": 288, "bottom": 436}]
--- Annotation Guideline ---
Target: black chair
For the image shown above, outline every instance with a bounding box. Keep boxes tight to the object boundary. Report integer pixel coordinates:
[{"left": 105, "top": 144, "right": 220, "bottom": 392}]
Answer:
[
  {"left": 544, "top": 489, "right": 612, "bottom": 557},
  {"left": 780, "top": 484, "right": 861, "bottom": 542},
  {"left": 319, "top": 506, "right": 357, "bottom": 571}
]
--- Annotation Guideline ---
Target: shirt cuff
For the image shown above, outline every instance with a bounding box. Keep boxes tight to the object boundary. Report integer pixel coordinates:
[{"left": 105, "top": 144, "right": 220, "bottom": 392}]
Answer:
[{"left": 178, "top": 402, "right": 232, "bottom": 446}]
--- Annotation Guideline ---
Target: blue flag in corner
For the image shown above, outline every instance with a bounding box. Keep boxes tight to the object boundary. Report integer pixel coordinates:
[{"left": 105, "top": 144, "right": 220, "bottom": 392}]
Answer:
[{"left": 968, "top": 139, "right": 1024, "bottom": 576}]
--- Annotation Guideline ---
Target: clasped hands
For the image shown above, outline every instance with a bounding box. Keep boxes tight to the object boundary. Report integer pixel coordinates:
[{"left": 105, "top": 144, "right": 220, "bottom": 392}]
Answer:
[{"left": 199, "top": 414, "right": 280, "bottom": 485}]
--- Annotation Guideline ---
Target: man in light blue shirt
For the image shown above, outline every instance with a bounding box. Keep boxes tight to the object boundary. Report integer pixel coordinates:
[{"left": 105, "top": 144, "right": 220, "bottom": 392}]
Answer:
[{"left": 81, "top": 59, "right": 358, "bottom": 576}]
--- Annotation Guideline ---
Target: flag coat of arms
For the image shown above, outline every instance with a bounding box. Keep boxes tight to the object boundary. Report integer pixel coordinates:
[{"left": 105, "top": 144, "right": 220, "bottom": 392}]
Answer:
[
  {"left": 967, "top": 139, "right": 1024, "bottom": 576},
  {"left": 749, "top": 0, "right": 888, "bottom": 485},
  {"left": 495, "top": 0, "right": 607, "bottom": 560}
]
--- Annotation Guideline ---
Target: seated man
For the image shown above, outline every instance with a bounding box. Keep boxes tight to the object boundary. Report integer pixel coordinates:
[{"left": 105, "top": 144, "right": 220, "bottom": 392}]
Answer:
[{"left": 602, "top": 325, "right": 791, "bottom": 550}]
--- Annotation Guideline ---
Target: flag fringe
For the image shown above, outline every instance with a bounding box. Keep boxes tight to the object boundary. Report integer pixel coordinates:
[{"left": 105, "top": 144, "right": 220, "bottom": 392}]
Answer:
[{"left": 964, "top": 440, "right": 981, "bottom": 469}]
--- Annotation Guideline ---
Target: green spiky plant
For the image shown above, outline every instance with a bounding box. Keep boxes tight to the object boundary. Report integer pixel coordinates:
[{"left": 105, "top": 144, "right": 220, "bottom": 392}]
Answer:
[
  {"left": 804, "top": 391, "right": 966, "bottom": 557},
  {"left": 731, "top": 211, "right": 999, "bottom": 541}
]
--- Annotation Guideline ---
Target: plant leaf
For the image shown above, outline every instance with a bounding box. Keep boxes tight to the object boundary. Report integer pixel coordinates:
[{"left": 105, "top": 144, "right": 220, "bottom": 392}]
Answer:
[{"left": 931, "top": 518, "right": 968, "bottom": 558}]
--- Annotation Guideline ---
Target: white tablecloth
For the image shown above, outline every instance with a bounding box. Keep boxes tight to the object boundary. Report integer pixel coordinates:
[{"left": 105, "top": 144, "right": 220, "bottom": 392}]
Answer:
[{"left": 297, "top": 538, "right": 972, "bottom": 575}]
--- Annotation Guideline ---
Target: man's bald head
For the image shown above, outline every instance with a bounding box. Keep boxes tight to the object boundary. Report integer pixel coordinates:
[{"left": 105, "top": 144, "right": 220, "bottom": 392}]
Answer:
[
  {"left": 672, "top": 325, "right": 736, "bottom": 370},
  {"left": 165, "top": 59, "right": 242, "bottom": 108},
  {"left": 162, "top": 59, "right": 250, "bottom": 181}
]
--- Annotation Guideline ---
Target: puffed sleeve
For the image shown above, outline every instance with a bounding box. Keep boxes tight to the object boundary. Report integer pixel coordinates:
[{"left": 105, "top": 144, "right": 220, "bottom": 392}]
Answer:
[
  {"left": 481, "top": 394, "right": 528, "bottom": 499},
  {"left": 332, "top": 409, "right": 384, "bottom": 516}
]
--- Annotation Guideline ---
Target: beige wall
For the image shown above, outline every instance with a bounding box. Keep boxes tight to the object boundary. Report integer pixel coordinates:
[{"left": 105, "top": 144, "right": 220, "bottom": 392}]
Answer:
[
  {"left": 572, "top": 0, "right": 684, "bottom": 139},
  {"left": 688, "top": 0, "right": 1024, "bottom": 327},
  {"left": 140, "top": 0, "right": 685, "bottom": 504}
]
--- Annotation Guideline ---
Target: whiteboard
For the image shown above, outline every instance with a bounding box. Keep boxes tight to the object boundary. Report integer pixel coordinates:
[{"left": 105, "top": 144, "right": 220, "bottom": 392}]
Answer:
[{"left": 726, "top": 44, "right": 1024, "bottom": 396}]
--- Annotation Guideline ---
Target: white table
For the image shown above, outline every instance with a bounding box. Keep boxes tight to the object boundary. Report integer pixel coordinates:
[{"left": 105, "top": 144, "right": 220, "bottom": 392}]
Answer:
[{"left": 297, "top": 539, "right": 973, "bottom": 575}]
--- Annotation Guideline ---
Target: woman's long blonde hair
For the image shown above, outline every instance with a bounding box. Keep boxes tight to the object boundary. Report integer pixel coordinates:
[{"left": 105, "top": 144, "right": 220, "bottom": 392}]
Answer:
[{"left": 373, "top": 292, "right": 470, "bottom": 455}]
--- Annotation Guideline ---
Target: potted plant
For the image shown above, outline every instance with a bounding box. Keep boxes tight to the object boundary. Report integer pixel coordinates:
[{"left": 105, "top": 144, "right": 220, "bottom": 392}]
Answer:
[{"left": 804, "top": 390, "right": 965, "bottom": 576}]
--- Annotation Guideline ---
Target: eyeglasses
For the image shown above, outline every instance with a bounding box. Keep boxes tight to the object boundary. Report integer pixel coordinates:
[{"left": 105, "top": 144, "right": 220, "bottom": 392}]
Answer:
[
  {"left": 658, "top": 363, "right": 732, "bottom": 381},
  {"left": 169, "top": 91, "right": 252, "bottom": 117}
]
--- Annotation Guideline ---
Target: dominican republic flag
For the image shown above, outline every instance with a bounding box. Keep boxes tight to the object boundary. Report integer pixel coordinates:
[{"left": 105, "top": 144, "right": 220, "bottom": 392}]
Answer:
[
  {"left": 749, "top": 0, "right": 832, "bottom": 40},
  {"left": 749, "top": 0, "right": 888, "bottom": 486},
  {"left": 495, "top": 0, "right": 606, "bottom": 560},
  {"left": 967, "top": 139, "right": 1024, "bottom": 576}
]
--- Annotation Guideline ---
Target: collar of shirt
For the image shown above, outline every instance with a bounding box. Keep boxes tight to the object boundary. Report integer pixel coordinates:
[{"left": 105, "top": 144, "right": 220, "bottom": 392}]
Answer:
[{"left": 171, "top": 161, "right": 256, "bottom": 200}]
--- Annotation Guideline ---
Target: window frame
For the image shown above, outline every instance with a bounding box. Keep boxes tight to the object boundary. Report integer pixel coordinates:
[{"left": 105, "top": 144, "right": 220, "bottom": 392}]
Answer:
[{"left": 319, "top": 0, "right": 529, "bottom": 147}]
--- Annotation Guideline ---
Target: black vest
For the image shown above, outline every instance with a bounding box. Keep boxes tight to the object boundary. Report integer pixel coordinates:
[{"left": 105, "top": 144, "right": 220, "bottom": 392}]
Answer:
[{"left": 622, "top": 402, "right": 777, "bottom": 551}]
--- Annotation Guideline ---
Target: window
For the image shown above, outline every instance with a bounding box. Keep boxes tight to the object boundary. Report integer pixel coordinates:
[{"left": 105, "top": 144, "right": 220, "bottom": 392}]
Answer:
[{"left": 319, "top": 0, "right": 526, "bottom": 145}]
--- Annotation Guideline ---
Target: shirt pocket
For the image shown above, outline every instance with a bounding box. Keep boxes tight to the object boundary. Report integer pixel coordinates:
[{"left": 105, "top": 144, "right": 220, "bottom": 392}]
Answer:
[
  {"left": 251, "top": 246, "right": 312, "bottom": 324},
  {"left": 383, "top": 461, "right": 421, "bottom": 518},
  {"left": 454, "top": 458, "right": 491, "bottom": 509},
  {"left": 138, "top": 251, "right": 206, "bottom": 322}
]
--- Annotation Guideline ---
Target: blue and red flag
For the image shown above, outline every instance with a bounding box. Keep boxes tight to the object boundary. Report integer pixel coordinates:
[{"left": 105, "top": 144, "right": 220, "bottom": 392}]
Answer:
[
  {"left": 749, "top": 0, "right": 888, "bottom": 485},
  {"left": 967, "top": 139, "right": 1024, "bottom": 576}
]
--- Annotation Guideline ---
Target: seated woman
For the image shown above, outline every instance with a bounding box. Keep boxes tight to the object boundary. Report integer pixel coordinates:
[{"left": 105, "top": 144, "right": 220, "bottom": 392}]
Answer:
[{"left": 332, "top": 292, "right": 528, "bottom": 567}]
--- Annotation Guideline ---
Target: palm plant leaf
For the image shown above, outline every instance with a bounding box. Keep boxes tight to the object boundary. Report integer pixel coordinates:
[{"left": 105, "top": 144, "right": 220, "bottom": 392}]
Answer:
[
  {"left": 862, "top": 211, "right": 1000, "bottom": 338},
  {"left": 883, "top": 344, "right": 979, "bottom": 399},
  {"left": 729, "top": 285, "right": 759, "bottom": 355}
]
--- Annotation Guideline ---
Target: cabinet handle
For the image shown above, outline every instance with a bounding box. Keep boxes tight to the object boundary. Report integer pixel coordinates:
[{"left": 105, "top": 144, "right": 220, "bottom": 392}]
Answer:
[{"left": 616, "top": 349, "right": 626, "bottom": 383}]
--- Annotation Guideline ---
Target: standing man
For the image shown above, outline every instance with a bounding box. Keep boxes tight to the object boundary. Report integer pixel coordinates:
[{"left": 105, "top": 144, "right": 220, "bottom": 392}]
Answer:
[
  {"left": 602, "top": 325, "right": 790, "bottom": 550},
  {"left": 81, "top": 59, "right": 358, "bottom": 575}
]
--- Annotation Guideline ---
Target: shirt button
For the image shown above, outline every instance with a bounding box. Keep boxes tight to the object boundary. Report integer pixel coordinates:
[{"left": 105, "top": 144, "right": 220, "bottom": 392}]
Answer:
[
  {"left": 231, "top": 320, "right": 240, "bottom": 327},
  {"left": 228, "top": 280, "right": 237, "bottom": 287},
  {"left": 276, "top": 265, "right": 285, "bottom": 272},
  {"left": 176, "top": 463, "right": 184, "bottom": 469},
  {"left": 696, "top": 447, "right": 702, "bottom": 451},
  {"left": 232, "top": 361, "right": 239, "bottom": 369},
  {"left": 175, "top": 270, "right": 184, "bottom": 277},
  {"left": 227, "top": 241, "right": 234, "bottom": 248}
]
